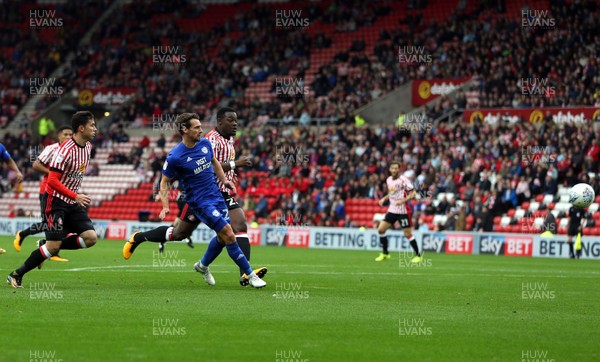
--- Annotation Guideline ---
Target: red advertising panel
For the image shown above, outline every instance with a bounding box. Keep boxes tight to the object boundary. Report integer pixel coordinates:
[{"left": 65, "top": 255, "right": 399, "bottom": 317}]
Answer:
[
  {"left": 412, "top": 78, "right": 471, "bottom": 106},
  {"left": 464, "top": 107, "right": 599, "bottom": 124},
  {"left": 77, "top": 87, "right": 137, "bottom": 106},
  {"left": 286, "top": 228, "right": 310, "bottom": 248},
  {"left": 445, "top": 234, "right": 473, "bottom": 254},
  {"left": 505, "top": 236, "right": 533, "bottom": 257},
  {"left": 106, "top": 222, "right": 128, "bottom": 240},
  {"left": 247, "top": 227, "right": 261, "bottom": 246}
]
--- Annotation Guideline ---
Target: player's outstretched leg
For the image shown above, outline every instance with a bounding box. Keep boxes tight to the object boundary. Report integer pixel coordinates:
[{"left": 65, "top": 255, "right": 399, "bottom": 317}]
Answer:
[
  {"left": 185, "top": 237, "right": 194, "bottom": 248},
  {"left": 236, "top": 232, "right": 268, "bottom": 286},
  {"left": 14, "top": 223, "right": 44, "bottom": 252},
  {"left": 7, "top": 240, "right": 54, "bottom": 288},
  {"left": 375, "top": 232, "right": 391, "bottom": 261},
  {"left": 220, "top": 225, "right": 265, "bottom": 288},
  {"left": 405, "top": 230, "right": 422, "bottom": 263},
  {"left": 193, "top": 236, "right": 223, "bottom": 285},
  {"left": 376, "top": 220, "right": 392, "bottom": 261},
  {"left": 123, "top": 226, "right": 171, "bottom": 259}
]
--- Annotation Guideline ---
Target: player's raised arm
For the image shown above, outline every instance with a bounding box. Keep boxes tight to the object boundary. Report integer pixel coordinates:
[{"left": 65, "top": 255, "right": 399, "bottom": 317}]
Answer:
[
  {"left": 397, "top": 189, "right": 417, "bottom": 205},
  {"left": 1, "top": 143, "right": 24, "bottom": 183},
  {"left": 212, "top": 157, "right": 236, "bottom": 195},
  {"left": 379, "top": 194, "right": 390, "bottom": 206},
  {"left": 32, "top": 159, "right": 50, "bottom": 175}
]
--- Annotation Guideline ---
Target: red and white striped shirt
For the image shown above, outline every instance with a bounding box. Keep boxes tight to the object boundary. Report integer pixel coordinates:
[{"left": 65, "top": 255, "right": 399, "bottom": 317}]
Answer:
[
  {"left": 387, "top": 175, "right": 414, "bottom": 214},
  {"left": 37, "top": 142, "right": 60, "bottom": 195},
  {"left": 46, "top": 138, "right": 92, "bottom": 204},
  {"left": 205, "top": 128, "right": 236, "bottom": 194}
]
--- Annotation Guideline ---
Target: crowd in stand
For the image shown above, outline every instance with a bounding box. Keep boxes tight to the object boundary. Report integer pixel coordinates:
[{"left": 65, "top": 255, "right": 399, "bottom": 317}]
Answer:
[
  {"left": 2, "top": 1, "right": 599, "bottom": 130},
  {"left": 0, "top": 1, "right": 111, "bottom": 127},
  {"left": 233, "top": 113, "right": 600, "bottom": 228}
]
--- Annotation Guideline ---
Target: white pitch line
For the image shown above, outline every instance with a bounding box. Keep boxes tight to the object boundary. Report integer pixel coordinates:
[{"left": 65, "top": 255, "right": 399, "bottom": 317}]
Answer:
[{"left": 50, "top": 265, "right": 600, "bottom": 278}]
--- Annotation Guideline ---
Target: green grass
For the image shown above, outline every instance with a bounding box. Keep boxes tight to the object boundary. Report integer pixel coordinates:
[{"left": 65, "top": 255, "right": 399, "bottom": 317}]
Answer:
[{"left": 1, "top": 235, "right": 599, "bottom": 362}]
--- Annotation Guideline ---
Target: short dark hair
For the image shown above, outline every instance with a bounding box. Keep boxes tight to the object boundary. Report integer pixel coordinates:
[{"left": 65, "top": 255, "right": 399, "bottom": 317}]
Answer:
[
  {"left": 57, "top": 125, "right": 73, "bottom": 133},
  {"left": 71, "top": 111, "right": 94, "bottom": 133},
  {"left": 176, "top": 113, "right": 200, "bottom": 135},
  {"left": 217, "top": 107, "right": 236, "bottom": 121},
  {"left": 390, "top": 161, "right": 401, "bottom": 168}
]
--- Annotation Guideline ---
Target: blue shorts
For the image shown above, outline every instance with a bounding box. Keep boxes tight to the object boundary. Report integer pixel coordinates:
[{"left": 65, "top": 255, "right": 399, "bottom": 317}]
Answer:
[{"left": 191, "top": 199, "right": 230, "bottom": 233}]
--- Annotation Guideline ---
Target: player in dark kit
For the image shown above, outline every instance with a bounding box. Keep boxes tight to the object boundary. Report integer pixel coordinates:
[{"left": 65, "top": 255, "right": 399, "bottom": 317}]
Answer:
[
  {"left": 204, "top": 107, "right": 266, "bottom": 285},
  {"left": 125, "top": 107, "right": 266, "bottom": 286},
  {"left": 7, "top": 111, "right": 98, "bottom": 288},
  {"left": 566, "top": 205, "right": 586, "bottom": 259},
  {"left": 123, "top": 113, "right": 266, "bottom": 288},
  {"left": 14, "top": 125, "right": 73, "bottom": 263}
]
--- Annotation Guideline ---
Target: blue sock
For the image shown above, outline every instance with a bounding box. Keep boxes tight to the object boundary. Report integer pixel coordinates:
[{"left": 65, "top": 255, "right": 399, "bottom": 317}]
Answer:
[
  {"left": 225, "top": 242, "right": 252, "bottom": 276},
  {"left": 200, "top": 237, "right": 224, "bottom": 267}
]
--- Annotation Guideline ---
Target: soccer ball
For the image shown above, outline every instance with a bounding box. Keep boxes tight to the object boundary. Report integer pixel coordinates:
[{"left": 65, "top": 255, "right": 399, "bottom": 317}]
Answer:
[{"left": 568, "top": 183, "right": 595, "bottom": 209}]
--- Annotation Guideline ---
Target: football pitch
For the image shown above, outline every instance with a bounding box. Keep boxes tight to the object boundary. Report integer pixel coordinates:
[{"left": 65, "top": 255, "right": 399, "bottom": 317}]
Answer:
[{"left": 1, "top": 235, "right": 599, "bottom": 362}]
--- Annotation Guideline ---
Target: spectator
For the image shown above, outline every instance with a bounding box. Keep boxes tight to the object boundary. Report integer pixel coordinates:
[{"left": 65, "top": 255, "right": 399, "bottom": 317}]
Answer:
[
  {"left": 255, "top": 196, "right": 269, "bottom": 218},
  {"left": 455, "top": 206, "right": 467, "bottom": 231},
  {"left": 444, "top": 209, "right": 457, "bottom": 231},
  {"left": 157, "top": 134, "right": 166, "bottom": 148}
]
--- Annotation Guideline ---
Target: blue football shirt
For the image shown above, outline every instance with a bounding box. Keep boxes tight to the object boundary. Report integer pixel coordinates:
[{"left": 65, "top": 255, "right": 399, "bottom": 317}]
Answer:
[
  {"left": 162, "top": 138, "right": 223, "bottom": 208},
  {"left": 0, "top": 143, "right": 11, "bottom": 162}
]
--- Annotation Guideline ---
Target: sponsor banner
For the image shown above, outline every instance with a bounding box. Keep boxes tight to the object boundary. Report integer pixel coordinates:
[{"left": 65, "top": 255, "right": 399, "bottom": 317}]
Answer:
[
  {"left": 479, "top": 235, "right": 505, "bottom": 256},
  {"left": 0, "top": 218, "right": 599, "bottom": 260},
  {"left": 445, "top": 234, "right": 473, "bottom": 254},
  {"left": 309, "top": 228, "right": 415, "bottom": 251},
  {"left": 464, "top": 107, "right": 599, "bottom": 125},
  {"left": 535, "top": 236, "right": 600, "bottom": 259},
  {"left": 310, "top": 228, "right": 370, "bottom": 250},
  {"left": 248, "top": 227, "right": 261, "bottom": 246},
  {"left": 126, "top": 222, "right": 214, "bottom": 244},
  {"left": 106, "top": 222, "right": 127, "bottom": 240},
  {"left": 264, "top": 227, "right": 288, "bottom": 246},
  {"left": 286, "top": 228, "right": 310, "bottom": 248},
  {"left": 422, "top": 233, "right": 446, "bottom": 253},
  {"left": 412, "top": 78, "right": 470, "bottom": 106},
  {"left": 93, "top": 221, "right": 109, "bottom": 239},
  {"left": 504, "top": 236, "right": 533, "bottom": 257},
  {"left": 76, "top": 87, "right": 137, "bottom": 106}
]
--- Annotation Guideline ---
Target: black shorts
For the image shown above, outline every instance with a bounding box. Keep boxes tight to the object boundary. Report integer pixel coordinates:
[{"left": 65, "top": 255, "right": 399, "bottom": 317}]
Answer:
[
  {"left": 42, "top": 193, "right": 94, "bottom": 240},
  {"left": 178, "top": 202, "right": 200, "bottom": 225},
  {"left": 222, "top": 192, "right": 241, "bottom": 210},
  {"left": 568, "top": 225, "right": 581, "bottom": 237},
  {"left": 39, "top": 193, "right": 44, "bottom": 216},
  {"left": 384, "top": 212, "right": 412, "bottom": 229}
]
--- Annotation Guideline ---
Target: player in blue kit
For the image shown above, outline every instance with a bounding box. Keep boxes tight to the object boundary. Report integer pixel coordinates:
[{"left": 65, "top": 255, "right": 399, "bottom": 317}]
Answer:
[{"left": 123, "top": 113, "right": 266, "bottom": 288}]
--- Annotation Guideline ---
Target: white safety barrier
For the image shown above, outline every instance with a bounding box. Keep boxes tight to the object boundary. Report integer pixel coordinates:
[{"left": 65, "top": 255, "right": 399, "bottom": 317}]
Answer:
[{"left": 1, "top": 218, "right": 598, "bottom": 260}]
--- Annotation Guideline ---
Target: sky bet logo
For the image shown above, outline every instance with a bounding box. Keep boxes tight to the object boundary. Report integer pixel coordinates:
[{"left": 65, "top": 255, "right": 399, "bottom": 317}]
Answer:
[
  {"left": 479, "top": 236, "right": 504, "bottom": 256},
  {"left": 422, "top": 234, "right": 445, "bottom": 253}
]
